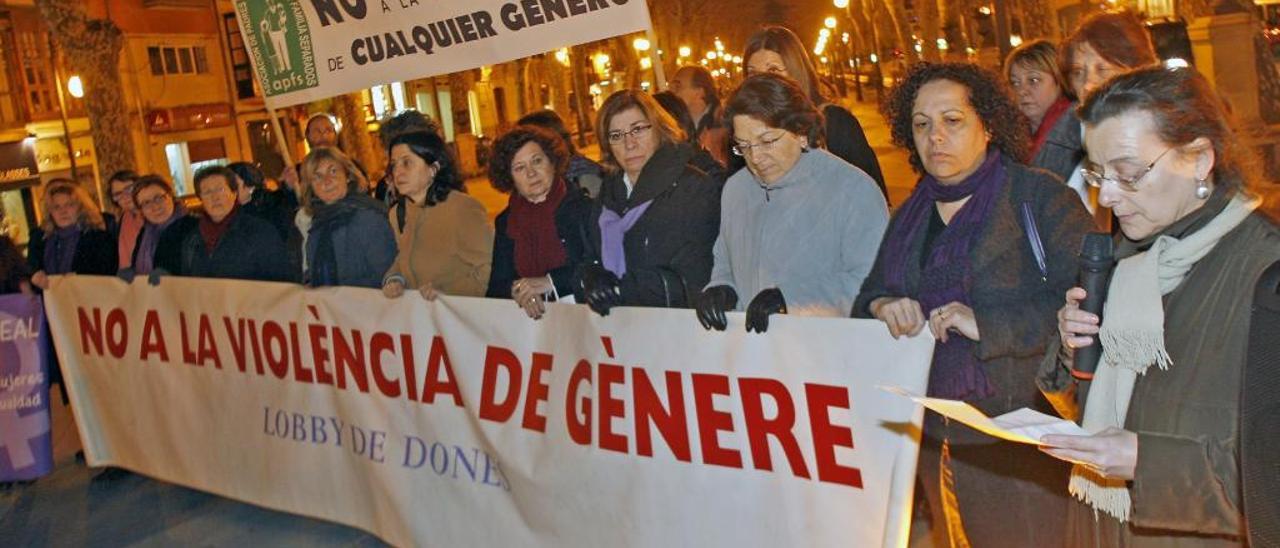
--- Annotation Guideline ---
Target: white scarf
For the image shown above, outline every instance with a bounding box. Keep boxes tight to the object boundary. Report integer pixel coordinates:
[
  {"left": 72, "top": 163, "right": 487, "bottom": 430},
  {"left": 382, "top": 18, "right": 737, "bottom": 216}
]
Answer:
[{"left": 1070, "top": 194, "right": 1260, "bottom": 521}]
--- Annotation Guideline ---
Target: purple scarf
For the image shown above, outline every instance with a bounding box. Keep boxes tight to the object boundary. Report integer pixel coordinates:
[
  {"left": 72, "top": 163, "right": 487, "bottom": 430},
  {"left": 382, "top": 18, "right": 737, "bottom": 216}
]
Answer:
[
  {"left": 883, "top": 150, "right": 1005, "bottom": 401},
  {"left": 134, "top": 206, "right": 185, "bottom": 274},
  {"left": 598, "top": 200, "right": 653, "bottom": 277},
  {"left": 43, "top": 225, "right": 81, "bottom": 275}
]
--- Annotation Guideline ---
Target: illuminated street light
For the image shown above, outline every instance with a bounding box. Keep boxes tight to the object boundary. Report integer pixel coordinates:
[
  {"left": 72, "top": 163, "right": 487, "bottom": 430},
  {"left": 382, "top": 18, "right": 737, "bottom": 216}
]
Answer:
[
  {"left": 842, "top": 32, "right": 850, "bottom": 44},
  {"left": 554, "top": 48, "right": 570, "bottom": 66},
  {"left": 715, "top": 38, "right": 725, "bottom": 52},
  {"left": 869, "top": 53, "right": 878, "bottom": 63},
  {"left": 1009, "top": 34, "right": 1024, "bottom": 47},
  {"left": 834, "top": 0, "right": 850, "bottom": 7},
  {"left": 639, "top": 56, "right": 652, "bottom": 69},
  {"left": 678, "top": 45, "right": 692, "bottom": 58},
  {"left": 67, "top": 75, "right": 84, "bottom": 98},
  {"left": 819, "top": 28, "right": 831, "bottom": 39},
  {"left": 633, "top": 37, "right": 651, "bottom": 52},
  {"left": 824, "top": 16, "right": 837, "bottom": 29},
  {"left": 978, "top": 5, "right": 992, "bottom": 14},
  {"left": 706, "top": 51, "right": 716, "bottom": 60},
  {"left": 937, "top": 38, "right": 949, "bottom": 51},
  {"left": 732, "top": 55, "right": 742, "bottom": 64}
]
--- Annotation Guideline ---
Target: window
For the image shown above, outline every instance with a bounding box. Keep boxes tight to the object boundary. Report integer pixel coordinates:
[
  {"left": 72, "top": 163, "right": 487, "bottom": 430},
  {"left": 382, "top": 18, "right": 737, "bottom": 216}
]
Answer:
[{"left": 148, "top": 45, "right": 211, "bottom": 76}]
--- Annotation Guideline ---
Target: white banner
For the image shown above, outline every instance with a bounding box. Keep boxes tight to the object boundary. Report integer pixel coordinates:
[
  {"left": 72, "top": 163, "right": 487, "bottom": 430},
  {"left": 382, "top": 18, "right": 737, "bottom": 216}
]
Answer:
[
  {"left": 232, "top": 0, "right": 653, "bottom": 109},
  {"left": 44, "top": 275, "right": 933, "bottom": 547}
]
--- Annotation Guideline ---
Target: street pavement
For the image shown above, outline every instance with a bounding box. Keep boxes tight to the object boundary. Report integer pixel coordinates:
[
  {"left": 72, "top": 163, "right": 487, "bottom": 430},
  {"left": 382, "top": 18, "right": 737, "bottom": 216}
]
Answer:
[{"left": 0, "top": 96, "right": 927, "bottom": 547}]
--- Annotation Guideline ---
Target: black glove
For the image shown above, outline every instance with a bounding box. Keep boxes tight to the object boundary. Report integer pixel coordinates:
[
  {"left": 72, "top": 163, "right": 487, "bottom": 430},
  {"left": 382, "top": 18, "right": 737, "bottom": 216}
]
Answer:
[
  {"left": 148, "top": 268, "right": 170, "bottom": 287},
  {"left": 579, "top": 264, "right": 622, "bottom": 316},
  {"left": 695, "top": 285, "right": 738, "bottom": 331},
  {"left": 745, "top": 288, "right": 787, "bottom": 333},
  {"left": 116, "top": 268, "right": 137, "bottom": 283}
]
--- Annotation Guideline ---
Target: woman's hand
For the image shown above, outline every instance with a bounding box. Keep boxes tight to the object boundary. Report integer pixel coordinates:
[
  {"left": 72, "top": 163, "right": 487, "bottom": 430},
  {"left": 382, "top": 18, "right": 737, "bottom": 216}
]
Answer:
[
  {"left": 512, "top": 276, "right": 552, "bottom": 305},
  {"left": 382, "top": 279, "right": 405, "bottom": 299},
  {"left": 419, "top": 283, "right": 440, "bottom": 301},
  {"left": 870, "top": 296, "right": 926, "bottom": 339},
  {"left": 1057, "top": 287, "right": 1098, "bottom": 355},
  {"left": 928, "top": 302, "right": 979, "bottom": 342},
  {"left": 31, "top": 271, "right": 49, "bottom": 290},
  {"left": 1040, "top": 427, "right": 1138, "bottom": 480}
]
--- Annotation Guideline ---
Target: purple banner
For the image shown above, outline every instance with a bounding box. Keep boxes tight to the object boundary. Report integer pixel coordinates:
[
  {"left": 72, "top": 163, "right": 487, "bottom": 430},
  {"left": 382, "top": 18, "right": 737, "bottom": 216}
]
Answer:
[{"left": 0, "top": 293, "right": 50, "bottom": 481}]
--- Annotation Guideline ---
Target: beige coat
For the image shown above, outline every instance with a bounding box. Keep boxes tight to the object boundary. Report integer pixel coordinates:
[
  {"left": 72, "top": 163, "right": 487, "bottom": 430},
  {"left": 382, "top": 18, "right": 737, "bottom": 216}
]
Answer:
[{"left": 384, "top": 191, "right": 493, "bottom": 297}]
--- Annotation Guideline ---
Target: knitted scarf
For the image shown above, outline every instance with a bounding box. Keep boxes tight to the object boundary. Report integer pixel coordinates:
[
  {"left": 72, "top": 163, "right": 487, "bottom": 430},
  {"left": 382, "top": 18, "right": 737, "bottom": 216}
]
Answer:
[
  {"left": 199, "top": 202, "right": 239, "bottom": 256},
  {"left": 1029, "top": 97, "right": 1072, "bottom": 160},
  {"left": 882, "top": 150, "right": 1006, "bottom": 400},
  {"left": 507, "top": 178, "right": 568, "bottom": 278}
]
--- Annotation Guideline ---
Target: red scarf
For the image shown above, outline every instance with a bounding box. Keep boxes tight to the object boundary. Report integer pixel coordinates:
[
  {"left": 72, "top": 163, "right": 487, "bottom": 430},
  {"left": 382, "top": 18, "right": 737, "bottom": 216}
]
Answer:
[
  {"left": 199, "top": 202, "right": 239, "bottom": 255},
  {"left": 507, "top": 178, "right": 568, "bottom": 278},
  {"left": 1029, "top": 97, "right": 1072, "bottom": 160}
]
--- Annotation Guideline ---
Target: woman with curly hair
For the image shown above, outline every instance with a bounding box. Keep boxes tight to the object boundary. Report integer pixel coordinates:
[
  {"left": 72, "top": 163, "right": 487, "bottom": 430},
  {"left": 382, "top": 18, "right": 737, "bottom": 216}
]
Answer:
[
  {"left": 382, "top": 131, "right": 492, "bottom": 299},
  {"left": 852, "top": 62, "right": 1094, "bottom": 546},
  {"left": 485, "top": 125, "right": 593, "bottom": 319}
]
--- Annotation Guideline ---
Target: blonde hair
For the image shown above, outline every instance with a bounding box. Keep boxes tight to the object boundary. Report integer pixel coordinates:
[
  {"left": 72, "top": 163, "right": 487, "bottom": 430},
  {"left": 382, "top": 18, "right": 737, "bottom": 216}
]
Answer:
[
  {"left": 299, "top": 147, "right": 363, "bottom": 214},
  {"left": 41, "top": 179, "right": 105, "bottom": 232},
  {"left": 595, "top": 90, "right": 686, "bottom": 173},
  {"left": 1005, "top": 39, "right": 1068, "bottom": 96}
]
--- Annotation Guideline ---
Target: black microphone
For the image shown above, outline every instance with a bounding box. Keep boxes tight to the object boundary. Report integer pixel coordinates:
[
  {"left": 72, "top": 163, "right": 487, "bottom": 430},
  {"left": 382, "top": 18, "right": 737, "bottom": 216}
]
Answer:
[{"left": 1072, "top": 233, "right": 1115, "bottom": 380}]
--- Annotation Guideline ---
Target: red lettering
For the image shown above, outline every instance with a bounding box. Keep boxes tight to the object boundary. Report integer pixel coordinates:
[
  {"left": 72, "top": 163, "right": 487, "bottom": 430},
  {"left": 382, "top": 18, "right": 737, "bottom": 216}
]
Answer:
[
  {"left": 805, "top": 383, "right": 863, "bottom": 489},
  {"left": 739, "top": 378, "right": 810, "bottom": 478},
  {"left": 289, "top": 322, "right": 311, "bottom": 383},
  {"left": 521, "top": 353, "right": 552, "bottom": 432},
  {"left": 597, "top": 363, "right": 627, "bottom": 453},
  {"left": 139, "top": 309, "right": 169, "bottom": 362},
  {"left": 369, "top": 332, "right": 401, "bottom": 398},
  {"left": 223, "top": 317, "right": 249, "bottom": 372},
  {"left": 400, "top": 335, "right": 418, "bottom": 401},
  {"left": 479, "top": 346, "right": 523, "bottom": 423},
  {"left": 692, "top": 373, "right": 742, "bottom": 468},
  {"left": 180, "top": 312, "right": 198, "bottom": 365},
  {"left": 246, "top": 319, "right": 265, "bottom": 375},
  {"left": 422, "top": 336, "right": 462, "bottom": 406},
  {"left": 76, "top": 308, "right": 104, "bottom": 356},
  {"left": 196, "top": 314, "right": 220, "bottom": 368},
  {"left": 632, "top": 369, "right": 691, "bottom": 461},
  {"left": 104, "top": 308, "right": 127, "bottom": 359},
  {"left": 308, "top": 324, "right": 334, "bottom": 385},
  {"left": 565, "top": 360, "right": 592, "bottom": 444},
  {"left": 332, "top": 328, "right": 369, "bottom": 392}
]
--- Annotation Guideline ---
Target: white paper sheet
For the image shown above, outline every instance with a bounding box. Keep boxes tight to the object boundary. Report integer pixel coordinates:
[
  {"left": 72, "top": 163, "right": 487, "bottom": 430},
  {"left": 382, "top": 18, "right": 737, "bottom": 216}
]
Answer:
[{"left": 879, "top": 386, "right": 1089, "bottom": 446}]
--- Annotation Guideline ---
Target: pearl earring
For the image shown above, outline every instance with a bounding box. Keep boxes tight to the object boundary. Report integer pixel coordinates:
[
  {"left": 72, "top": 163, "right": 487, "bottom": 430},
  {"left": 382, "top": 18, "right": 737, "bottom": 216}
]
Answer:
[{"left": 1195, "top": 177, "right": 1211, "bottom": 200}]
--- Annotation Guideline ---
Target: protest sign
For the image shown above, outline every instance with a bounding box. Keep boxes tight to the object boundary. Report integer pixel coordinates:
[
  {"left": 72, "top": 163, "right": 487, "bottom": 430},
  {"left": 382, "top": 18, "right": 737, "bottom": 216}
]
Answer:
[
  {"left": 45, "top": 275, "right": 932, "bottom": 546},
  {"left": 0, "top": 294, "right": 50, "bottom": 482}
]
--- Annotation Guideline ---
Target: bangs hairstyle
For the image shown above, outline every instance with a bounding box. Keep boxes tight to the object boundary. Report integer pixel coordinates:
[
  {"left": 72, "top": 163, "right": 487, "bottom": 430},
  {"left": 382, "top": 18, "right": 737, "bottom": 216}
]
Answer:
[
  {"left": 743, "top": 26, "right": 826, "bottom": 106},
  {"left": 1079, "top": 66, "right": 1264, "bottom": 198},
  {"left": 595, "top": 90, "right": 685, "bottom": 173},
  {"left": 387, "top": 130, "right": 466, "bottom": 207},
  {"left": 487, "top": 125, "right": 570, "bottom": 194},
  {"left": 725, "top": 73, "right": 825, "bottom": 148},
  {"left": 1005, "top": 39, "right": 1068, "bottom": 96},
  {"left": 130, "top": 174, "right": 176, "bottom": 206},
  {"left": 300, "top": 147, "right": 363, "bottom": 214},
  {"left": 41, "top": 179, "right": 105, "bottom": 232},
  {"left": 1060, "top": 11, "right": 1157, "bottom": 99},
  {"left": 193, "top": 165, "right": 240, "bottom": 196},
  {"left": 227, "top": 161, "right": 266, "bottom": 190},
  {"left": 882, "top": 62, "right": 1030, "bottom": 174}
]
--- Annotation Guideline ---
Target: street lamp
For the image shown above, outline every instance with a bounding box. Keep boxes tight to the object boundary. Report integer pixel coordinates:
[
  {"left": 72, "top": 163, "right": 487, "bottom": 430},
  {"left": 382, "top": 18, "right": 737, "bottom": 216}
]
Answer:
[
  {"left": 67, "top": 75, "right": 84, "bottom": 99},
  {"left": 834, "top": 0, "right": 849, "bottom": 7},
  {"left": 824, "top": 16, "right": 838, "bottom": 29},
  {"left": 678, "top": 46, "right": 691, "bottom": 58},
  {"left": 633, "top": 37, "right": 651, "bottom": 52}
]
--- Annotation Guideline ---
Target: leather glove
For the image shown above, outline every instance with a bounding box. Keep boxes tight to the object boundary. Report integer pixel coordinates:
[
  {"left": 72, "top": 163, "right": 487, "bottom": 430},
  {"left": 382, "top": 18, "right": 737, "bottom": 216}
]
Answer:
[
  {"left": 745, "top": 287, "right": 787, "bottom": 333},
  {"left": 695, "top": 285, "right": 738, "bottom": 331},
  {"left": 579, "top": 264, "right": 622, "bottom": 316},
  {"left": 116, "top": 268, "right": 137, "bottom": 283},
  {"left": 148, "top": 268, "right": 170, "bottom": 287}
]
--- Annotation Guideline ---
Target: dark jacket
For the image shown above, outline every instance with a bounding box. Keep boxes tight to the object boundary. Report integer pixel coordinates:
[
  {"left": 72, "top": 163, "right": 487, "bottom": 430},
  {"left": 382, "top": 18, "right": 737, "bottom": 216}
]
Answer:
[
  {"left": 1031, "top": 105, "right": 1085, "bottom": 185},
  {"left": 131, "top": 215, "right": 198, "bottom": 275},
  {"left": 304, "top": 195, "right": 397, "bottom": 289},
  {"left": 0, "top": 235, "right": 29, "bottom": 293},
  {"left": 587, "top": 143, "right": 721, "bottom": 308},
  {"left": 27, "top": 226, "right": 117, "bottom": 277},
  {"left": 179, "top": 211, "right": 295, "bottom": 283},
  {"left": 823, "top": 104, "right": 888, "bottom": 202},
  {"left": 487, "top": 183, "right": 594, "bottom": 299}
]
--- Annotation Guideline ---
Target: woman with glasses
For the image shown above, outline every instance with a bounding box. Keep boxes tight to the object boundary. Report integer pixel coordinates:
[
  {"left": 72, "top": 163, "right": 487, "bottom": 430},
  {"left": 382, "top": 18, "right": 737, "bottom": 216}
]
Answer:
[
  {"left": 694, "top": 74, "right": 887, "bottom": 333},
  {"left": 743, "top": 26, "right": 886, "bottom": 200},
  {"left": 179, "top": 166, "right": 294, "bottom": 282},
  {"left": 1040, "top": 67, "right": 1280, "bottom": 546},
  {"left": 120, "top": 175, "right": 197, "bottom": 277},
  {"left": 297, "top": 147, "right": 397, "bottom": 288},
  {"left": 382, "top": 131, "right": 492, "bottom": 300},
  {"left": 485, "top": 125, "right": 593, "bottom": 319},
  {"left": 577, "top": 89, "right": 721, "bottom": 315},
  {"left": 852, "top": 62, "right": 1094, "bottom": 546}
]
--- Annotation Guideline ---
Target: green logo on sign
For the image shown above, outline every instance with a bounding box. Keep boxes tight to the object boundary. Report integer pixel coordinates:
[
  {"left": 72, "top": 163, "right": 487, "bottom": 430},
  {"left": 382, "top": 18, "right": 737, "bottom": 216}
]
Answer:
[{"left": 236, "top": 0, "right": 319, "bottom": 97}]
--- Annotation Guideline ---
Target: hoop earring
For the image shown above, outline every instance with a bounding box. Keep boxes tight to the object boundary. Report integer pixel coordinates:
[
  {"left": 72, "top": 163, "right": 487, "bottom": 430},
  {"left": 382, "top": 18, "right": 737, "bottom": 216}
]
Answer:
[{"left": 1195, "top": 177, "right": 1211, "bottom": 200}]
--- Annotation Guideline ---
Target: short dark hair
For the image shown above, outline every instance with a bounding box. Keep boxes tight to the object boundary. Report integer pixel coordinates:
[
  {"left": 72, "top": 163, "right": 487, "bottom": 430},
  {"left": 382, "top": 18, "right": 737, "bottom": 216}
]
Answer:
[
  {"left": 1060, "top": 11, "right": 1158, "bottom": 99},
  {"left": 378, "top": 109, "right": 438, "bottom": 146},
  {"left": 725, "top": 73, "right": 825, "bottom": 148},
  {"left": 881, "top": 62, "right": 1030, "bottom": 174},
  {"left": 107, "top": 169, "right": 140, "bottom": 186},
  {"left": 487, "top": 125, "right": 570, "bottom": 194},
  {"left": 387, "top": 131, "right": 465, "bottom": 207},
  {"left": 652, "top": 91, "right": 699, "bottom": 144},
  {"left": 673, "top": 65, "right": 721, "bottom": 111},
  {"left": 1080, "top": 66, "right": 1262, "bottom": 197},
  {"left": 227, "top": 162, "right": 266, "bottom": 190},
  {"left": 130, "top": 174, "right": 175, "bottom": 206},
  {"left": 516, "top": 109, "right": 575, "bottom": 152},
  {"left": 193, "top": 165, "right": 239, "bottom": 195}
]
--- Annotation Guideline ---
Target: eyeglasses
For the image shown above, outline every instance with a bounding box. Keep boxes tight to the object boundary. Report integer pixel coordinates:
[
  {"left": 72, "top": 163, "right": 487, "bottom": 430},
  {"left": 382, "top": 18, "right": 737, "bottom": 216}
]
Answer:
[
  {"left": 731, "top": 133, "right": 786, "bottom": 157},
  {"left": 110, "top": 186, "right": 134, "bottom": 200},
  {"left": 137, "top": 194, "right": 170, "bottom": 210},
  {"left": 607, "top": 124, "right": 653, "bottom": 144},
  {"left": 1080, "top": 147, "right": 1173, "bottom": 193}
]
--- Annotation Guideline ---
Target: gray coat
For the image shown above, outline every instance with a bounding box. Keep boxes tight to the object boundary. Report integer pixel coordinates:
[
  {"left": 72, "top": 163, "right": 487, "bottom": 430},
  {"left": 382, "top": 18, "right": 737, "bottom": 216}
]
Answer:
[
  {"left": 1031, "top": 105, "right": 1085, "bottom": 185},
  {"left": 709, "top": 149, "right": 887, "bottom": 316}
]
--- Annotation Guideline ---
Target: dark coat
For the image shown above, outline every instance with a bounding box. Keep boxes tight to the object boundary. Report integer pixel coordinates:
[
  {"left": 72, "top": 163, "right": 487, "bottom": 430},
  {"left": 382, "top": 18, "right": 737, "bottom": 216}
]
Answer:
[
  {"left": 179, "top": 211, "right": 296, "bottom": 283},
  {"left": 304, "top": 196, "right": 397, "bottom": 289},
  {"left": 823, "top": 104, "right": 888, "bottom": 202},
  {"left": 487, "top": 184, "right": 594, "bottom": 300},
  {"left": 587, "top": 143, "right": 721, "bottom": 308},
  {"left": 0, "top": 235, "right": 29, "bottom": 293},
  {"left": 131, "top": 215, "right": 198, "bottom": 275},
  {"left": 27, "top": 226, "right": 117, "bottom": 277},
  {"left": 1031, "top": 105, "right": 1085, "bottom": 185},
  {"left": 854, "top": 158, "right": 1095, "bottom": 546}
]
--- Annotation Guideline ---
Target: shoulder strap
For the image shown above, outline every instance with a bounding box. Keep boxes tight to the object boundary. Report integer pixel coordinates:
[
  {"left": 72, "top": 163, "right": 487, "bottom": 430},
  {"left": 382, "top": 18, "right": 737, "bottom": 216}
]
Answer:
[{"left": 1020, "top": 202, "right": 1048, "bottom": 282}]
